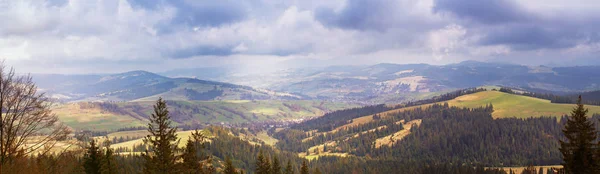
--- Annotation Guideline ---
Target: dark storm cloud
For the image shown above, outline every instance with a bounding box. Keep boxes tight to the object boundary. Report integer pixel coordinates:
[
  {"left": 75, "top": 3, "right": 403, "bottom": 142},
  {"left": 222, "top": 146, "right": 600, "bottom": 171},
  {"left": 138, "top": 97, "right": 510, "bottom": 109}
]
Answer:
[
  {"left": 432, "top": 0, "right": 532, "bottom": 24},
  {"left": 433, "top": 0, "right": 600, "bottom": 51},
  {"left": 166, "top": 45, "right": 234, "bottom": 59},
  {"left": 315, "top": 0, "right": 396, "bottom": 31},
  {"left": 128, "top": 0, "right": 247, "bottom": 27},
  {"left": 478, "top": 25, "right": 580, "bottom": 50}
]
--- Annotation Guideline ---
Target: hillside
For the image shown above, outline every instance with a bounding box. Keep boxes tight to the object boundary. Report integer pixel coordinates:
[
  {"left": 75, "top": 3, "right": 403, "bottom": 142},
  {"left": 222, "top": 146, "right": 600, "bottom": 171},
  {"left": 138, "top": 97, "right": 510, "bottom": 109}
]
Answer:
[
  {"left": 390, "top": 90, "right": 600, "bottom": 119},
  {"left": 53, "top": 100, "right": 357, "bottom": 131},
  {"left": 275, "top": 104, "right": 570, "bottom": 168},
  {"left": 271, "top": 89, "right": 600, "bottom": 166},
  {"left": 35, "top": 62, "right": 600, "bottom": 105},
  {"left": 34, "top": 71, "right": 305, "bottom": 102},
  {"left": 328, "top": 90, "right": 600, "bottom": 132},
  {"left": 160, "top": 62, "right": 600, "bottom": 104}
]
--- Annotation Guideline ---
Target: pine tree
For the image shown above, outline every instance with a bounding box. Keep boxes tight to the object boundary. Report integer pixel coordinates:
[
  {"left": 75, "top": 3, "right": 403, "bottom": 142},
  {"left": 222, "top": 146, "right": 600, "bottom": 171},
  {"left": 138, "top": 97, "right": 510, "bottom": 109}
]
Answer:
[
  {"left": 255, "top": 151, "right": 271, "bottom": 174},
  {"left": 203, "top": 156, "right": 216, "bottom": 174},
  {"left": 223, "top": 156, "right": 238, "bottom": 174},
  {"left": 271, "top": 156, "right": 281, "bottom": 174},
  {"left": 100, "top": 140, "right": 118, "bottom": 174},
  {"left": 559, "top": 96, "right": 598, "bottom": 174},
  {"left": 521, "top": 165, "right": 536, "bottom": 174},
  {"left": 143, "top": 98, "right": 180, "bottom": 174},
  {"left": 300, "top": 160, "right": 309, "bottom": 174},
  {"left": 181, "top": 138, "right": 200, "bottom": 173},
  {"left": 83, "top": 140, "right": 102, "bottom": 174},
  {"left": 284, "top": 160, "right": 293, "bottom": 174},
  {"left": 181, "top": 129, "right": 210, "bottom": 174},
  {"left": 313, "top": 168, "right": 321, "bottom": 174}
]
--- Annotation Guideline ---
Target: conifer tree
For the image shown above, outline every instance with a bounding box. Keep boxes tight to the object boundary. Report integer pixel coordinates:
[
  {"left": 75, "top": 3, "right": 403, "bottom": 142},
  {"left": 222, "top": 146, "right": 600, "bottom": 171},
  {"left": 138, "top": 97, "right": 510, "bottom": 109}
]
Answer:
[
  {"left": 223, "top": 156, "right": 238, "bottom": 174},
  {"left": 559, "top": 96, "right": 598, "bottom": 174},
  {"left": 181, "top": 138, "right": 200, "bottom": 173},
  {"left": 83, "top": 139, "right": 102, "bottom": 174},
  {"left": 271, "top": 156, "right": 281, "bottom": 174},
  {"left": 143, "top": 98, "right": 180, "bottom": 174},
  {"left": 284, "top": 160, "right": 293, "bottom": 174},
  {"left": 300, "top": 160, "right": 309, "bottom": 174},
  {"left": 181, "top": 129, "right": 210, "bottom": 174},
  {"left": 521, "top": 165, "right": 536, "bottom": 174},
  {"left": 255, "top": 151, "right": 271, "bottom": 174},
  {"left": 100, "top": 140, "right": 117, "bottom": 174},
  {"left": 313, "top": 168, "right": 321, "bottom": 174},
  {"left": 203, "top": 156, "right": 216, "bottom": 174}
]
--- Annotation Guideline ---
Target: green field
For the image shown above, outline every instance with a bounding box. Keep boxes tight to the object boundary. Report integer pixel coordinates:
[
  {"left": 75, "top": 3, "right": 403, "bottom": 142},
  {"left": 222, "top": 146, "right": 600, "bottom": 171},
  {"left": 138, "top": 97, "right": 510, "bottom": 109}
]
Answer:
[
  {"left": 53, "top": 103, "right": 147, "bottom": 131},
  {"left": 347, "top": 90, "right": 600, "bottom": 130},
  {"left": 111, "top": 130, "right": 212, "bottom": 150},
  {"left": 53, "top": 100, "right": 357, "bottom": 131},
  {"left": 380, "top": 90, "right": 600, "bottom": 119},
  {"left": 447, "top": 91, "right": 600, "bottom": 118}
]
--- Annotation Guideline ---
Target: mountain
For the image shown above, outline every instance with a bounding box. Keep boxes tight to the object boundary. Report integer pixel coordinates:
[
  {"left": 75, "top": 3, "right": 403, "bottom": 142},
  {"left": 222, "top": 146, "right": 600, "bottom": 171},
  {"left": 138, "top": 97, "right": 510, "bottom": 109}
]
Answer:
[
  {"left": 258, "top": 61, "right": 600, "bottom": 103},
  {"left": 272, "top": 88, "right": 600, "bottom": 169},
  {"left": 36, "top": 61, "right": 600, "bottom": 104},
  {"left": 54, "top": 100, "right": 357, "bottom": 131},
  {"left": 33, "top": 70, "right": 304, "bottom": 102},
  {"left": 155, "top": 61, "right": 600, "bottom": 104}
]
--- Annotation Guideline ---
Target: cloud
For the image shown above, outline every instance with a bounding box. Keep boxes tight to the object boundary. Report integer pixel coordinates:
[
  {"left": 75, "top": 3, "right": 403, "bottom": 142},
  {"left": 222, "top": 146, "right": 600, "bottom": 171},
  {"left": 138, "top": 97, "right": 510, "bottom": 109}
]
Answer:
[
  {"left": 315, "top": 0, "right": 442, "bottom": 31},
  {"left": 432, "top": 0, "right": 600, "bottom": 52},
  {"left": 127, "top": 0, "right": 248, "bottom": 29},
  {"left": 315, "top": 0, "right": 395, "bottom": 31},
  {"left": 433, "top": 0, "right": 532, "bottom": 24},
  {"left": 477, "top": 24, "right": 581, "bottom": 50},
  {"left": 1, "top": 0, "right": 600, "bottom": 74}
]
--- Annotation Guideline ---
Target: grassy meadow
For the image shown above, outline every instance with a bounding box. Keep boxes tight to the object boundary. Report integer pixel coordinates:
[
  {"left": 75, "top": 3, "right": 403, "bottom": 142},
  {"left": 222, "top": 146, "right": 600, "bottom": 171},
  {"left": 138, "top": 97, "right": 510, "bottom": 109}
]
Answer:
[{"left": 53, "top": 100, "right": 358, "bottom": 131}]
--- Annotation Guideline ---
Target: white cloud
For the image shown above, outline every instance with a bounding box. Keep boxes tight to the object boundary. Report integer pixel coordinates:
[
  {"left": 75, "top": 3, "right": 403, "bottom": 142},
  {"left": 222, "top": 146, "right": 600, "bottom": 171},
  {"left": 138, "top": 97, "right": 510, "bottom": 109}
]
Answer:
[
  {"left": 428, "top": 24, "right": 467, "bottom": 60},
  {"left": 0, "top": 0, "right": 598, "bottom": 74}
]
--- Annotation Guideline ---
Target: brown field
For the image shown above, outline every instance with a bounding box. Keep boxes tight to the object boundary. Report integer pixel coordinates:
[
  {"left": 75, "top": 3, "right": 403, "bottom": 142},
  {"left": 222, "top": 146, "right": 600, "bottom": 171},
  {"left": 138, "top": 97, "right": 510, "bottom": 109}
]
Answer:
[
  {"left": 488, "top": 165, "right": 562, "bottom": 174},
  {"left": 375, "top": 119, "right": 422, "bottom": 148}
]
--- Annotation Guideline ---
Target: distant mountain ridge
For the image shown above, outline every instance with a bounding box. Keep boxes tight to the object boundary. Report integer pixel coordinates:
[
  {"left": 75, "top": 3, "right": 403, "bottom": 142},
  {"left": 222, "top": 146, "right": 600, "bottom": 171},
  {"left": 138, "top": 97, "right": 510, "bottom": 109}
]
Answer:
[
  {"left": 252, "top": 61, "right": 600, "bottom": 103},
  {"left": 33, "top": 70, "right": 304, "bottom": 102},
  {"left": 35, "top": 61, "right": 600, "bottom": 104}
]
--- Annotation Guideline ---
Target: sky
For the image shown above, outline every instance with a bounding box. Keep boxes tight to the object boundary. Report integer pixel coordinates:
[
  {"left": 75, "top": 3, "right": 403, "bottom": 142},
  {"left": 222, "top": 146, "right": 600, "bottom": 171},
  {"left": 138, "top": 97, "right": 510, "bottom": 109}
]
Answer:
[{"left": 1, "top": 0, "right": 600, "bottom": 74}]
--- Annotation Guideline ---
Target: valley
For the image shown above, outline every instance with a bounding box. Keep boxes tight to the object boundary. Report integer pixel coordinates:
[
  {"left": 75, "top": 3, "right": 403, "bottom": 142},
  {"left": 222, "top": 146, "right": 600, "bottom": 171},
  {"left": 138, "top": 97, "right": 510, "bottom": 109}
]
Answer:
[
  {"left": 5, "top": 1, "right": 599, "bottom": 172},
  {"left": 19, "top": 63, "right": 600, "bottom": 173},
  {"left": 54, "top": 100, "right": 357, "bottom": 131}
]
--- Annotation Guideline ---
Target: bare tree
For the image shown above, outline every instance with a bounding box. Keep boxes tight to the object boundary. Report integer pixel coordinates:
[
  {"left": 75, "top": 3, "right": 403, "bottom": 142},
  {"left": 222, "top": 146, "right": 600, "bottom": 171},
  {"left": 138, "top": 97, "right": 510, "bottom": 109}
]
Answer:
[{"left": 0, "top": 62, "right": 70, "bottom": 165}]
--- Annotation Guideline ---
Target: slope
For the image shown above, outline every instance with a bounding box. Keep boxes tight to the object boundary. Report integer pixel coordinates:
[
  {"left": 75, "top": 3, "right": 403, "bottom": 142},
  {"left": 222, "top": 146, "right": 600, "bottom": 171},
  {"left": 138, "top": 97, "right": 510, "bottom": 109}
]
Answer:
[
  {"left": 53, "top": 100, "right": 357, "bottom": 131},
  {"left": 35, "top": 70, "right": 305, "bottom": 102}
]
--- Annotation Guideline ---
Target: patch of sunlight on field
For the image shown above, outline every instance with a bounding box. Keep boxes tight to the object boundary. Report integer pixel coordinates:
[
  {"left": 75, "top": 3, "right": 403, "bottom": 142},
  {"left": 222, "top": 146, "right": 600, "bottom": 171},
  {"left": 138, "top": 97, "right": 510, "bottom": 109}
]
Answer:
[
  {"left": 107, "top": 130, "right": 148, "bottom": 138},
  {"left": 357, "top": 91, "right": 600, "bottom": 122},
  {"left": 255, "top": 131, "right": 278, "bottom": 146},
  {"left": 487, "top": 165, "right": 562, "bottom": 174},
  {"left": 447, "top": 91, "right": 600, "bottom": 118},
  {"left": 300, "top": 153, "right": 349, "bottom": 161},
  {"left": 375, "top": 119, "right": 422, "bottom": 148},
  {"left": 250, "top": 108, "right": 280, "bottom": 115},
  {"left": 112, "top": 130, "right": 212, "bottom": 150},
  {"left": 223, "top": 100, "right": 251, "bottom": 103}
]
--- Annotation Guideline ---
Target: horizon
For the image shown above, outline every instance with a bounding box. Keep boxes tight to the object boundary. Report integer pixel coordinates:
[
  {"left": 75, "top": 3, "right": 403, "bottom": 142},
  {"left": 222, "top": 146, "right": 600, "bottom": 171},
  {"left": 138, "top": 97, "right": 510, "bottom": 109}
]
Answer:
[
  {"left": 1, "top": 0, "right": 599, "bottom": 74},
  {"left": 21, "top": 60, "right": 589, "bottom": 76}
]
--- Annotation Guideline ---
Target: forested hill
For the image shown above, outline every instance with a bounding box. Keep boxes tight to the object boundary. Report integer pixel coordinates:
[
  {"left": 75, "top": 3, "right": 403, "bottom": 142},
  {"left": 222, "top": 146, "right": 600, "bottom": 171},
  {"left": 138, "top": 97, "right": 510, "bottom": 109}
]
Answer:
[
  {"left": 274, "top": 103, "right": 578, "bottom": 171},
  {"left": 294, "top": 88, "right": 486, "bottom": 132},
  {"left": 267, "top": 88, "right": 600, "bottom": 172},
  {"left": 33, "top": 70, "right": 305, "bottom": 102},
  {"left": 498, "top": 87, "right": 600, "bottom": 106},
  {"left": 292, "top": 87, "right": 600, "bottom": 133}
]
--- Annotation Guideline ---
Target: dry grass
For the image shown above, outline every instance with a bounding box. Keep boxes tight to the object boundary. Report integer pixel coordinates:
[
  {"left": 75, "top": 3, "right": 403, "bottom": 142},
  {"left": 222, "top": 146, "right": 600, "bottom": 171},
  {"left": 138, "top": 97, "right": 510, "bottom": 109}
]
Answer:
[
  {"left": 488, "top": 165, "right": 562, "bottom": 174},
  {"left": 300, "top": 153, "right": 349, "bottom": 161},
  {"left": 375, "top": 119, "right": 422, "bottom": 148},
  {"left": 111, "top": 130, "right": 212, "bottom": 150}
]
